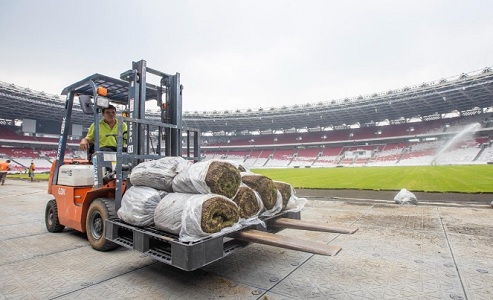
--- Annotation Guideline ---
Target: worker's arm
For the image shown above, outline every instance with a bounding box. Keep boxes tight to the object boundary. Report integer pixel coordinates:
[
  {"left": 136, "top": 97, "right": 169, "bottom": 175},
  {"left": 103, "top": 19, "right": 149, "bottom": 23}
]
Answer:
[
  {"left": 79, "top": 138, "right": 92, "bottom": 150},
  {"left": 80, "top": 124, "right": 95, "bottom": 150}
]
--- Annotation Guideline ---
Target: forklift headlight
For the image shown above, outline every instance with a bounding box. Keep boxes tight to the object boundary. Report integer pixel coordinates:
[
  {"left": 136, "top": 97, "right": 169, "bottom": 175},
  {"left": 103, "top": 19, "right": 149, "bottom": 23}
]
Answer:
[{"left": 96, "top": 96, "right": 110, "bottom": 109}]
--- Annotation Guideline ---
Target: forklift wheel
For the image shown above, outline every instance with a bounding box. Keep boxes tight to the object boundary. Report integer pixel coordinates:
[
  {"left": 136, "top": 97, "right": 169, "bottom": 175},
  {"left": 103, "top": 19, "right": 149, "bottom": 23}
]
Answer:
[
  {"left": 86, "top": 198, "right": 118, "bottom": 251},
  {"left": 45, "top": 199, "right": 65, "bottom": 233}
]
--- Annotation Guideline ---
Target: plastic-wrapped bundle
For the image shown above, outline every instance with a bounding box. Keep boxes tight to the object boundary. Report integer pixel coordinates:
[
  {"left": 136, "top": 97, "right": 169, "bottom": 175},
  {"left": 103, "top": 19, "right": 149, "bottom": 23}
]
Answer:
[
  {"left": 172, "top": 160, "right": 241, "bottom": 198},
  {"left": 273, "top": 180, "right": 308, "bottom": 211},
  {"left": 241, "top": 173, "right": 282, "bottom": 216},
  {"left": 117, "top": 186, "right": 167, "bottom": 226},
  {"left": 232, "top": 184, "right": 263, "bottom": 219},
  {"left": 154, "top": 193, "right": 241, "bottom": 242},
  {"left": 394, "top": 188, "right": 418, "bottom": 205},
  {"left": 129, "top": 157, "right": 191, "bottom": 192}
]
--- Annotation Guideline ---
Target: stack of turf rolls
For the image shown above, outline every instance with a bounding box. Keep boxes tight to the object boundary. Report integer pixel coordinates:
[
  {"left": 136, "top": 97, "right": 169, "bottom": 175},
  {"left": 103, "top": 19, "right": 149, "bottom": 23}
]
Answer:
[{"left": 118, "top": 158, "right": 306, "bottom": 242}]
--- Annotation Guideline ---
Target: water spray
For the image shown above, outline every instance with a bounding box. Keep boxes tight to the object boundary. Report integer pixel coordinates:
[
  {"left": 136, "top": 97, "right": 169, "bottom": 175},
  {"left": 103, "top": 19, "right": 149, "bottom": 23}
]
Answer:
[{"left": 431, "top": 122, "right": 482, "bottom": 165}]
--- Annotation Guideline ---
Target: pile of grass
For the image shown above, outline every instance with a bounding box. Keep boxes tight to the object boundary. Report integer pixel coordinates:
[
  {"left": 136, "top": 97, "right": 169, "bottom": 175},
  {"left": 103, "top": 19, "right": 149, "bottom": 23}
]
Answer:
[{"left": 253, "top": 165, "right": 493, "bottom": 193}]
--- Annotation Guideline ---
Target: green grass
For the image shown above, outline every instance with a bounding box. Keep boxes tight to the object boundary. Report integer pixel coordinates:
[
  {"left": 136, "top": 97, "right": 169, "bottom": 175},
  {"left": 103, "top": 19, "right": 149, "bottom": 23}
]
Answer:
[
  {"left": 252, "top": 165, "right": 493, "bottom": 193},
  {"left": 8, "top": 173, "right": 50, "bottom": 180},
  {"left": 10, "top": 165, "right": 492, "bottom": 193}
]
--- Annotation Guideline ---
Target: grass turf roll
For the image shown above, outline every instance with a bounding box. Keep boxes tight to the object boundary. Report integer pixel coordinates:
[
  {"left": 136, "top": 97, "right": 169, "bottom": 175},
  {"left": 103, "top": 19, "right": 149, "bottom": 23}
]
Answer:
[
  {"left": 201, "top": 196, "right": 240, "bottom": 233},
  {"left": 273, "top": 181, "right": 292, "bottom": 209},
  {"left": 232, "top": 186, "right": 261, "bottom": 218},
  {"left": 241, "top": 174, "right": 277, "bottom": 210},
  {"left": 205, "top": 161, "right": 241, "bottom": 198}
]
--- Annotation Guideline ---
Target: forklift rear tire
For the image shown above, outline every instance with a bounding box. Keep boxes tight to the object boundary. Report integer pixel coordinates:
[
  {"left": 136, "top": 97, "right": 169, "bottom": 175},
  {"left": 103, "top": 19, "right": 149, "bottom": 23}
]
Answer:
[
  {"left": 45, "top": 199, "right": 65, "bottom": 233},
  {"left": 86, "top": 198, "right": 117, "bottom": 251}
]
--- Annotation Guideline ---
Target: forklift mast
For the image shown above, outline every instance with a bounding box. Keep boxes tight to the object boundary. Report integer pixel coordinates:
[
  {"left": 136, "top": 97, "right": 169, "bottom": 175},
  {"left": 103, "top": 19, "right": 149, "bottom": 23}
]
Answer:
[
  {"left": 52, "top": 60, "right": 200, "bottom": 210},
  {"left": 122, "top": 60, "right": 183, "bottom": 158}
]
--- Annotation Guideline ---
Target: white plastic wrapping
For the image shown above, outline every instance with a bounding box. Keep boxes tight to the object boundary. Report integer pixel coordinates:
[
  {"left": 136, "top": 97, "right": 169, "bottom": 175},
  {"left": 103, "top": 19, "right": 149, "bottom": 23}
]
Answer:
[
  {"left": 273, "top": 180, "right": 308, "bottom": 212},
  {"left": 285, "top": 194, "right": 308, "bottom": 211},
  {"left": 394, "top": 188, "right": 418, "bottom": 205},
  {"left": 154, "top": 193, "right": 242, "bottom": 242},
  {"left": 130, "top": 157, "right": 191, "bottom": 192},
  {"left": 117, "top": 186, "right": 167, "bottom": 226},
  {"left": 172, "top": 160, "right": 213, "bottom": 194}
]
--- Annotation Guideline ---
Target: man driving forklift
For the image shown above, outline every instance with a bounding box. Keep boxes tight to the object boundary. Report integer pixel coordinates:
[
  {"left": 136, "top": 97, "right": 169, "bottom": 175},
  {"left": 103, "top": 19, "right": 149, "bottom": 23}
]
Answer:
[{"left": 79, "top": 104, "right": 128, "bottom": 153}]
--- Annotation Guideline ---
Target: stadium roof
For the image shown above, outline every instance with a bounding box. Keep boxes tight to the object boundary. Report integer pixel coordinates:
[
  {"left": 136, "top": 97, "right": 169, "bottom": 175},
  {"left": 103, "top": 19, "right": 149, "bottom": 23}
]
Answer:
[{"left": 1, "top": 67, "right": 492, "bottom": 134}]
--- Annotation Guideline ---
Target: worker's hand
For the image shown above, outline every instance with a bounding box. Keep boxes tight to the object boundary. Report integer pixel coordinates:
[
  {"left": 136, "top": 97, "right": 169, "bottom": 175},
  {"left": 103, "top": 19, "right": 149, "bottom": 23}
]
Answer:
[{"left": 80, "top": 138, "right": 89, "bottom": 150}]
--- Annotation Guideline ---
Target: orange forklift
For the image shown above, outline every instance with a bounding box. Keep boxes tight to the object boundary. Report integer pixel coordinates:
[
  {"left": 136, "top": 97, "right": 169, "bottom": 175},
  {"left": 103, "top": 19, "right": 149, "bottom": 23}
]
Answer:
[
  {"left": 45, "top": 60, "right": 356, "bottom": 271},
  {"left": 45, "top": 60, "right": 198, "bottom": 251}
]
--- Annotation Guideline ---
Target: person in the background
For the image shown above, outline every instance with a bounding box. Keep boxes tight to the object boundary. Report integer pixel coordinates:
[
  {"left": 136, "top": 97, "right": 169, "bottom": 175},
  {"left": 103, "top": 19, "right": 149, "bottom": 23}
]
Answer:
[
  {"left": 79, "top": 104, "right": 127, "bottom": 152},
  {"left": 28, "top": 160, "right": 36, "bottom": 182},
  {"left": 0, "top": 159, "right": 12, "bottom": 185}
]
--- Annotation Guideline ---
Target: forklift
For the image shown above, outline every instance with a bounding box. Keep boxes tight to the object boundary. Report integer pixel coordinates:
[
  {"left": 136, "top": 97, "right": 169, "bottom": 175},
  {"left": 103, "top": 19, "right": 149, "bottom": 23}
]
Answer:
[{"left": 45, "top": 60, "right": 357, "bottom": 271}]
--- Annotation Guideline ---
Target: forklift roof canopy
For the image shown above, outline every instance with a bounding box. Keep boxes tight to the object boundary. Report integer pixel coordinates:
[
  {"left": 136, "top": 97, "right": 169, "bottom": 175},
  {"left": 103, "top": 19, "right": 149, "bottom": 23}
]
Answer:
[{"left": 61, "top": 73, "right": 162, "bottom": 105}]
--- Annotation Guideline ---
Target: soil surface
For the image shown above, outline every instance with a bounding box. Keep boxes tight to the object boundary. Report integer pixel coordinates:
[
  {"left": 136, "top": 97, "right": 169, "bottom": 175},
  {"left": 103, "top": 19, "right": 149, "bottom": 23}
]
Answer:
[{"left": 296, "top": 189, "right": 493, "bottom": 206}]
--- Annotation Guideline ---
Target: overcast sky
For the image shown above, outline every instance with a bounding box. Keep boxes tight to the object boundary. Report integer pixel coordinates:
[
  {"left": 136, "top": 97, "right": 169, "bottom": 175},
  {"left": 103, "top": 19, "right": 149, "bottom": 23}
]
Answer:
[{"left": 1, "top": 0, "right": 492, "bottom": 112}]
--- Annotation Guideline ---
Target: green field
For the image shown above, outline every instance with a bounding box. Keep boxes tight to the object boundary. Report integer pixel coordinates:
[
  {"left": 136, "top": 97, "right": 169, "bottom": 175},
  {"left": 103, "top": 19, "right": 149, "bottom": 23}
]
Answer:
[
  {"left": 8, "top": 173, "right": 50, "bottom": 181},
  {"left": 10, "top": 164, "right": 492, "bottom": 193},
  {"left": 252, "top": 165, "right": 493, "bottom": 193}
]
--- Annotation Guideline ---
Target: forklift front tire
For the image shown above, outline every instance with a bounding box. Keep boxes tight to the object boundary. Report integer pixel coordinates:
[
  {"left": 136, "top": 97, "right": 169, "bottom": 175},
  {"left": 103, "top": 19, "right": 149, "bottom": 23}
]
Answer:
[
  {"left": 45, "top": 199, "right": 65, "bottom": 233},
  {"left": 86, "top": 198, "right": 118, "bottom": 251}
]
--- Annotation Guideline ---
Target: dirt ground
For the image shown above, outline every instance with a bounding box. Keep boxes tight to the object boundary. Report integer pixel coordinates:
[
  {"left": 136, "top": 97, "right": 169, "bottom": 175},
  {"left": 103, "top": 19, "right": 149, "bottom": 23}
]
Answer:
[{"left": 296, "top": 188, "right": 493, "bottom": 206}]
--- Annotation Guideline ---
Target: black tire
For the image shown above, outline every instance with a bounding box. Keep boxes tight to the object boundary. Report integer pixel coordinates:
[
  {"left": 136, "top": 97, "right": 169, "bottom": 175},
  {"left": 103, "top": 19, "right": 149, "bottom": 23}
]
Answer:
[
  {"left": 86, "top": 198, "right": 118, "bottom": 251},
  {"left": 45, "top": 199, "right": 65, "bottom": 233}
]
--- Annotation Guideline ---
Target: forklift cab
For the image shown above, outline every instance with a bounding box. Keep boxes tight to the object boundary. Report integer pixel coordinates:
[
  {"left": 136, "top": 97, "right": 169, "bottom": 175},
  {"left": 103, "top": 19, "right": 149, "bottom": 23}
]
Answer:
[
  {"left": 57, "top": 75, "right": 135, "bottom": 191},
  {"left": 78, "top": 95, "right": 123, "bottom": 159},
  {"left": 52, "top": 60, "right": 200, "bottom": 199}
]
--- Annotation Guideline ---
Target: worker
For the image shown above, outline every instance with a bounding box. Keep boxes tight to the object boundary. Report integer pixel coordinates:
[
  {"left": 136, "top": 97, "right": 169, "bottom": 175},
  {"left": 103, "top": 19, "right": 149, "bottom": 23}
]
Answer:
[
  {"left": 28, "top": 160, "right": 36, "bottom": 182},
  {"left": 79, "top": 104, "right": 128, "bottom": 153},
  {"left": 0, "top": 159, "right": 12, "bottom": 185}
]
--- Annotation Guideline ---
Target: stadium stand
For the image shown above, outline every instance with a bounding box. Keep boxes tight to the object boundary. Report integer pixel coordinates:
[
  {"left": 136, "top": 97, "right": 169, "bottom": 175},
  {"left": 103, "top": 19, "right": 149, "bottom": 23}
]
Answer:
[
  {"left": 199, "top": 114, "right": 493, "bottom": 168},
  {"left": 2, "top": 113, "right": 492, "bottom": 171},
  {"left": 1, "top": 67, "right": 493, "bottom": 171}
]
